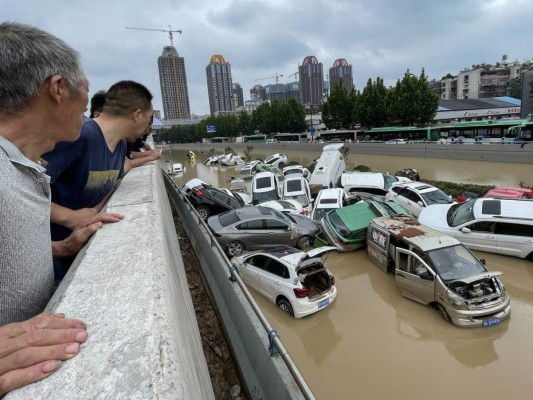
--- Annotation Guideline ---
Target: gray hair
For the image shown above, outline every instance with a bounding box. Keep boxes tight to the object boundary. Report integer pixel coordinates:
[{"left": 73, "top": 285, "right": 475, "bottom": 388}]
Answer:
[{"left": 0, "top": 22, "right": 87, "bottom": 118}]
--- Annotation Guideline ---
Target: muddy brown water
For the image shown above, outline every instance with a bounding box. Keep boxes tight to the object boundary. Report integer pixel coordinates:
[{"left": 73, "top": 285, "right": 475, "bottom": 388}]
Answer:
[{"left": 166, "top": 147, "right": 533, "bottom": 400}]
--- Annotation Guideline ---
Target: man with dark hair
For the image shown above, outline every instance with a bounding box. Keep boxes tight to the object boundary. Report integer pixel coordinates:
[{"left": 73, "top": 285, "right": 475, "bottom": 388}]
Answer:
[
  {"left": 42, "top": 80, "right": 158, "bottom": 280},
  {"left": 0, "top": 22, "right": 122, "bottom": 395},
  {"left": 89, "top": 90, "right": 107, "bottom": 118}
]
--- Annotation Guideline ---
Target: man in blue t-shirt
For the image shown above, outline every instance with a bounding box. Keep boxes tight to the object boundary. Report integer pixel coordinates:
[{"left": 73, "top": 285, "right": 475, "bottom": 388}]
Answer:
[{"left": 42, "top": 80, "right": 154, "bottom": 280}]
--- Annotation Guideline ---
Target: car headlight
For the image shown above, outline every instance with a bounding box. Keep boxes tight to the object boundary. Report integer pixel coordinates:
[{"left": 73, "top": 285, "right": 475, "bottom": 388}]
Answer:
[{"left": 447, "top": 291, "right": 467, "bottom": 310}]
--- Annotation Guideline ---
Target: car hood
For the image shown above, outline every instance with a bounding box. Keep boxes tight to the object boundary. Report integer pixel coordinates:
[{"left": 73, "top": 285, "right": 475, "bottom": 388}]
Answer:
[
  {"left": 418, "top": 204, "right": 455, "bottom": 229},
  {"left": 448, "top": 271, "right": 503, "bottom": 286}
]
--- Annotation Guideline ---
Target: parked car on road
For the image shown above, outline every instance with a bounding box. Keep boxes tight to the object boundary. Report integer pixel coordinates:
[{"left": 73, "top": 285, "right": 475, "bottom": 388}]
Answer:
[
  {"left": 208, "top": 206, "right": 321, "bottom": 256},
  {"left": 231, "top": 246, "right": 338, "bottom": 318},
  {"left": 418, "top": 198, "right": 533, "bottom": 260},
  {"left": 386, "top": 181, "right": 453, "bottom": 217},
  {"left": 183, "top": 179, "right": 244, "bottom": 220},
  {"left": 483, "top": 187, "right": 533, "bottom": 200},
  {"left": 386, "top": 139, "right": 408, "bottom": 144},
  {"left": 251, "top": 171, "right": 281, "bottom": 205}
]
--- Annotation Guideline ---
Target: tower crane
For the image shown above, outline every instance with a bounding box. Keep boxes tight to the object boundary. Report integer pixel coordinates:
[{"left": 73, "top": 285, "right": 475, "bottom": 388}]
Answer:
[
  {"left": 287, "top": 71, "right": 299, "bottom": 81},
  {"left": 125, "top": 25, "right": 182, "bottom": 47},
  {"left": 255, "top": 73, "right": 283, "bottom": 84}
]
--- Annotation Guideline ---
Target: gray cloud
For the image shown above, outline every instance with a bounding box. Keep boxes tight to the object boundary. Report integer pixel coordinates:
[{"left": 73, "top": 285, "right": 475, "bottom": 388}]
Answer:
[{"left": 3, "top": 0, "right": 532, "bottom": 115}]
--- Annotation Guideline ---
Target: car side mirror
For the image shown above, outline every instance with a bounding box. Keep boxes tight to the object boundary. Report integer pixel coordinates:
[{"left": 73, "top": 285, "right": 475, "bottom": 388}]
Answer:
[
  {"left": 460, "top": 227, "right": 471, "bottom": 233},
  {"left": 479, "top": 258, "right": 486, "bottom": 266},
  {"left": 420, "top": 271, "right": 434, "bottom": 281},
  {"left": 417, "top": 201, "right": 424, "bottom": 207}
]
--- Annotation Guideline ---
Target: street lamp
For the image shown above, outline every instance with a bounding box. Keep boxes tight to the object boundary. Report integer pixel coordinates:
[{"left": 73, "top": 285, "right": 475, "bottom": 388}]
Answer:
[{"left": 306, "top": 103, "right": 314, "bottom": 142}]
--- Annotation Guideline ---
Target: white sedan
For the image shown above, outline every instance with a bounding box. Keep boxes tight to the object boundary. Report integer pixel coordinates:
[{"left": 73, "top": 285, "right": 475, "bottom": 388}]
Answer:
[
  {"left": 386, "top": 181, "right": 453, "bottom": 217},
  {"left": 231, "top": 246, "right": 337, "bottom": 318}
]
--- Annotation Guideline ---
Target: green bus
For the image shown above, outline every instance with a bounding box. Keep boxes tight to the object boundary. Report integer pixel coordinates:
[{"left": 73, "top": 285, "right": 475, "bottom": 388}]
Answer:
[
  {"left": 438, "top": 119, "right": 528, "bottom": 140},
  {"left": 243, "top": 134, "right": 267, "bottom": 143},
  {"left": 274, "top": 133, "right": 308, "bottom": 143},
  {"left": 363, "top": 126, "right": 440, "bottom": 142}
]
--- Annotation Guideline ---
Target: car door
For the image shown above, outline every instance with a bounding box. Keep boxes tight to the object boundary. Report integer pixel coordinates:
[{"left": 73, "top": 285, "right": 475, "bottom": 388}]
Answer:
[
  {"left": 494, "top": 222, "right": 533, "bottom": 258},
  {"left": 397, "top": 188, "right": 423, "bottom": 216},
  {"left": 394, "top": 248, "right": 436, "bottom": 305},
  {"left": 235, "top": 219, "right": 269, "bottom": 248},
  {"left": 455, "top": 220, "right": 497, "bottom": 253},
  {"left": 264, "top": 218, "right": 292, "bottom": 247},
  {"left": 242, "top": 254, "right": 270, "bottom": 295},
  {"left": 260, "top": 257, "right": 288, "bottom": 302}
]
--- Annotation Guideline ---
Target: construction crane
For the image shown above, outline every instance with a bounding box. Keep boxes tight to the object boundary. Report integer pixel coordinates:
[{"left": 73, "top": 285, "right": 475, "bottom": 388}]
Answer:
[
  {"left": 255, "top": 73, "right": 283, "bottom": 84},
  {"left": 125, "top": 25, "right": 182, "bottom": 47},
  {"left": 287, "top": 71, "right": 299, "bottom": 81}
]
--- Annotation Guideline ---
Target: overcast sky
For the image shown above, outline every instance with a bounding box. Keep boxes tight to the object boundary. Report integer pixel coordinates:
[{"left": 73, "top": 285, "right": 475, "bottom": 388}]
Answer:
[{"left": 3, "top": 0, "right": 532, "bottom": 116}]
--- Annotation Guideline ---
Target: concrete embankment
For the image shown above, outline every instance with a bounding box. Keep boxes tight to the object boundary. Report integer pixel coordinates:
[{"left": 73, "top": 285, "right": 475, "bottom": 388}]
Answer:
[{"left": 169, "top": 142, "right": 533, "bottom": 164}]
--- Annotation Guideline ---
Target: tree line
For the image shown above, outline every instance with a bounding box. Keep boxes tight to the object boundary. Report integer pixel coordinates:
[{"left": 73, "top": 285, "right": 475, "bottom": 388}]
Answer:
[{"left": 154, "top": 69, "right": 439, "bottom": 143}]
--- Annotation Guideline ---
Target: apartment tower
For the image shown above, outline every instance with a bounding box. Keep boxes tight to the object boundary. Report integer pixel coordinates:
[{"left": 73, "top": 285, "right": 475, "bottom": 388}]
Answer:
[
  {"left": 206, "top": 54, "right": 234, "bottom": 115},
  {"left": 329, "top": 58, "right": 353, "bottom": 91},
  {"left": 299, "top": 56, "right": 323, "bottom": 113},
  {"left": 157, "top": 46, "right": 191, "bottom": 120}
]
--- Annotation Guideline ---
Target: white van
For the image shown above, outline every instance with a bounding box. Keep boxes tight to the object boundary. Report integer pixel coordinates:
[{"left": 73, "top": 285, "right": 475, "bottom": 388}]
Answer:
[{"left": 308, "top": 143, "right": 346, "bottom": 190}]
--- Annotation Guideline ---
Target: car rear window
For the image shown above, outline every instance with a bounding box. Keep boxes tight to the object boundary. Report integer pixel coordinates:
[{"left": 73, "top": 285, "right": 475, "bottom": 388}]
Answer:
[
  {"left": 278, "top": 200, "right": 296, "bottom": 209},
  {"left": 482, "top": 200, "right": 501, "bottom": 215},
  {"left": 256, "top": 177, "right": 272, "bottom": 189},
  {"left": 286, "top": 180, "right": 302, "bottom": 192},
  {"left": 218, "top": 212, "right": 240, "bottom": 227},
  {"left": 328, "top": 211, "right": 351, "bottom": 238},
  {"left": 320, "top": 198, "right": 338, "bottom": 204}
]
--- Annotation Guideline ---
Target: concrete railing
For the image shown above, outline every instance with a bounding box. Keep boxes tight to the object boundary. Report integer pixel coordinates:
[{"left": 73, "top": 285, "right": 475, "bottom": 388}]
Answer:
[
  {"left": 164, "top": 175, "right": 312, "bottom": 400},
  {"left": 8, "top": 162, "right": 214, "bottom": 400}
]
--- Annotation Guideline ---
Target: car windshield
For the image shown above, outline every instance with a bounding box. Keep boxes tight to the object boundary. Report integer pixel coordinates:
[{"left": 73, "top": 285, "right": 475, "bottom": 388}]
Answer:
[
  {"left": 239, "top": 167, "right": 251, "bottom": 176},
  {"left": 285, "top": 194, "right": 309, "bottom": 207},
  {"left": 382, "top": 174, "right": 399, "bottom": 189},
  {"left": 327, "top": 211, "right": 351, "bottom": 238},
  {"left": 312, "top": 208, "right": 328, "bottom": 222},
  {"left": 255, "top": 177, "right": 273, "bottom": 189},
  {"left": 426, "top": 245, "right": 486, "bottom": 281},
  {"left": 446, "top": 201, "right": 475, "bottom": 227},
  {"left": 420, "top": 189, "right": 452, "bottom": 205},
  {"left": 252, "top": 189, "right": 279, "bottom": 205}
]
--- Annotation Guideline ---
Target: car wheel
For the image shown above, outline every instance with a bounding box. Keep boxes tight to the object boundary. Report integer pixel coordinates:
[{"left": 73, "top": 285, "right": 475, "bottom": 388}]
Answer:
[
  {"left": 296, "top": 235, "right": 311, "bottom": 249},
  {"left": 226, "top": 241, "right": 245, "bottom": 257},
  {"left": 277, "top": 298, "right": 294, "bottom": 317},
  {"left": 196, "top": 206, "right": 211, "bottom": 220},
  {"left": 436, "top": 303, "right": 451, "bottom": 323},
  {"left": 527, "top": 252, "right": 533, "bottom": 262}
]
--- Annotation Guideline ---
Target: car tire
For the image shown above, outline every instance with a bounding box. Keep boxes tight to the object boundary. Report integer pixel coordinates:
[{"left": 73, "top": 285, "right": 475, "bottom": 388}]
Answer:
[
  {"left": 526, "top": 252, "right": 533, "bottom": 262},
  {"left": 436, "top": 303, "right": 451, "bottom": 323},
  {"left": 277, "top": 298, "right": 294, "bottom": 317},
  {"left": 296, "top": 235, "right": 312, "bottom": 249},
  {"left": 226, "top": 241, "right": 245, "bottom": 257},
  {"left": 196, "top": 206, "right": 211, "bottom": 220}
]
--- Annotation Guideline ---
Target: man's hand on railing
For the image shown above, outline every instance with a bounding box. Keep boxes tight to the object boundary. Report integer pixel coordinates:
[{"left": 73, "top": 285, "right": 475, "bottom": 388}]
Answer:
[{"left": 0, "top": 313, "right": 88, "bottom": 396}]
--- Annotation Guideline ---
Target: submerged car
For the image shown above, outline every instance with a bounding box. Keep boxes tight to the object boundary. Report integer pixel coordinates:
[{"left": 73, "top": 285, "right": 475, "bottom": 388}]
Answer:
[
  {"left": 320, "top": 199, "right": 411, "bottom": 252},
  {"left": 183, "top": 179, "right": 244, "bottom": 220},
  {"left": 264, "top": 153, "right": 288, "bottom": 168},
  {"left": 283, "top": 165, "right": 311, "bottom": 181},
  {"left": 251, "top": 171, "right": 281, "bottom": 205},
  {"left": 483, "top": 187, "right": 533, "bottom": 200},
  {"left": 282, "top": 174, "right": 313, "bottom": 215},
  {"left": 340, "top": 172, "right": 411, "bottom": 198},
  {"left": 418, "top": 198, "right": 533, "bottom": 260},
  {"left": 386, "top": 181, "right": 453, "bottom": 217},
  {"left": 310, "top": 188, "right": 360, "bottom": 223},
  {"left": 231, "top": 246, "right": 338, "bottom": 318},
  {"left": 208, "top": 206, "right": 320, "bottom": 257},
  {"left": 259, "top": 199, "right": 306, "bottom": 215}
]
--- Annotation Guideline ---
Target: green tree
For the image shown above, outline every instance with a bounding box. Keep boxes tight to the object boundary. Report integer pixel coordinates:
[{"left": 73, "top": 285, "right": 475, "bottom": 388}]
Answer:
[
  {"left": 509, "top": 78, "right": 521, "bottom": 99},
  {"left": 393, "top": 69, "right": 438, "bottom": 126},
  {"left": 322, "top": 82, "right": 355, "bottom": 129},
  {"left": 356, "top": 77, "right": 389, "bottom": 127}
]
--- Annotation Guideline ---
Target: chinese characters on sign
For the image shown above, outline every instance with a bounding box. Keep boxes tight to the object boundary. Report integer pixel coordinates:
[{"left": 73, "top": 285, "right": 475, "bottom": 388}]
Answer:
[{"left": 370, "top": 228, "right": 388, "bottom": 251}]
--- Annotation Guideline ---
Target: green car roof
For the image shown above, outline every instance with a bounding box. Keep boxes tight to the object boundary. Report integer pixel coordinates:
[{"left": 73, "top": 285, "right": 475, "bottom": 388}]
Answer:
[{"left": 333, "top": 202, "right": 379, "bottom": 231}]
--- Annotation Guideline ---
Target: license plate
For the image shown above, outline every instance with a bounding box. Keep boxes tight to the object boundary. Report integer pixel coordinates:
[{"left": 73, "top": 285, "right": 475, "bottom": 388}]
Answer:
[
  {"left": 482, "top": 318, "right": 500, "bottom": 328},
  {"left": 318, "top": 298, "right": 330, "bottom": 309}
]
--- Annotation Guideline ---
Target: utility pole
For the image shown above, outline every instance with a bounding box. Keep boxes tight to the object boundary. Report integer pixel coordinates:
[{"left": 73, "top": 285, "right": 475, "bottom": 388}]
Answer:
[{"left": 125, "top": 25, "right": 182, "bottom": 47}]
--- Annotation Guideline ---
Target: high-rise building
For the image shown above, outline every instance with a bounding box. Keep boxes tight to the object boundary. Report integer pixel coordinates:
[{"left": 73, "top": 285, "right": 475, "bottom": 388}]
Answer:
[
  {"left": 232, "top": 83, "right": 244, "bottom": 108},
  {"left": 329, "top": 58, "right": 353, "bottom": 91},
  {"left": 250, "top": 84, "right": 265, "bottom": 101},
  {"left": 299, "top": 56, "right": 323, "bottom": 113},
  {"left": 157, "top": 46, "right": 191, "bottom": 120},
  {"left": 206, "top": 54, "right": 234, "bottom": 115}
]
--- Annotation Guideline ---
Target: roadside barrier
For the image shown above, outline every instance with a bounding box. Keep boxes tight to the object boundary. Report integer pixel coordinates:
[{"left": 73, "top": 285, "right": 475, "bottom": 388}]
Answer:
[{"left": 163, "top": 172, "right": 315, "bottom": 400}]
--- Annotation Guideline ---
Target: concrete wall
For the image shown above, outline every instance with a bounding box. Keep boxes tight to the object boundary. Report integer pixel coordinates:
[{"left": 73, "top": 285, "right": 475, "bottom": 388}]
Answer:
[{"left": 8, "top": 162, "right": 214, "bottom": 400}]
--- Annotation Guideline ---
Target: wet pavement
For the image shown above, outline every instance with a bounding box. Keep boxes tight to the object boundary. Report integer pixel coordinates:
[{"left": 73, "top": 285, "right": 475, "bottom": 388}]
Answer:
[{"left": 166, "top": 146, "right": 533, "bottom": 400}]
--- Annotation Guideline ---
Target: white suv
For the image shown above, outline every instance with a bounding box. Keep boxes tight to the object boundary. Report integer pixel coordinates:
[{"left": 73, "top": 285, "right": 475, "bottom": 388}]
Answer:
[
  {"left": 419, "top": 198, "right": 533, "bottom": 260},
  {"left": 386, "top": 181, "right": 453, "bottom": 217}
]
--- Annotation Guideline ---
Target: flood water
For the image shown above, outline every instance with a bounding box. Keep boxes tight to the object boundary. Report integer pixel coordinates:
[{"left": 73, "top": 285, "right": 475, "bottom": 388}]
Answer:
[{"left": 166, "top": 146, "right": 533, "bottom": 400}]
